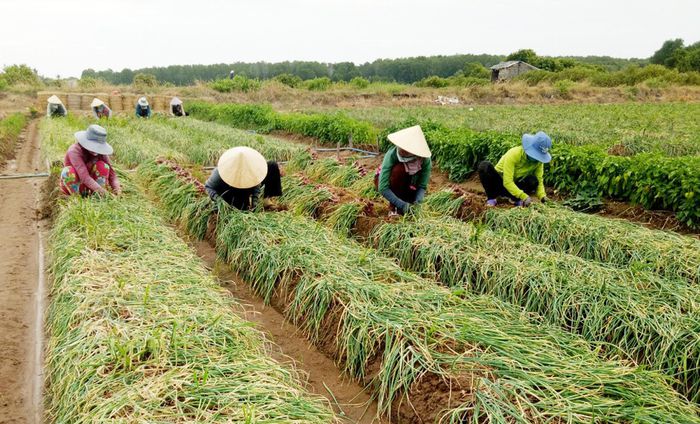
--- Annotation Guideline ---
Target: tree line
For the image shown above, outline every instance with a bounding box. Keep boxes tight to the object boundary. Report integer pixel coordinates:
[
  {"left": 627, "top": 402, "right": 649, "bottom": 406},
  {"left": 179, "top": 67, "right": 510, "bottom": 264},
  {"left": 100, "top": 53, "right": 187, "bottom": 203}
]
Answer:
[{"left": 81, "top": 53, "right": 649, "bottom": 86}]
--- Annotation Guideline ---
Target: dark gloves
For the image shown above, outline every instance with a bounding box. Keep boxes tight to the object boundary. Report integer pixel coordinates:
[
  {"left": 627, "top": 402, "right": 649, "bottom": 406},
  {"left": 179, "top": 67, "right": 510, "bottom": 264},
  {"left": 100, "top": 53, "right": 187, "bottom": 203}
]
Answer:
[
  {"left": 414, "top": 187, "right": 426, "bottom": 204},
  {"left": 381, "top": 188, "right": 409, "bottom": 213},
  {"left": 515, "top": 197, "right": 533, "bottom": 207}
]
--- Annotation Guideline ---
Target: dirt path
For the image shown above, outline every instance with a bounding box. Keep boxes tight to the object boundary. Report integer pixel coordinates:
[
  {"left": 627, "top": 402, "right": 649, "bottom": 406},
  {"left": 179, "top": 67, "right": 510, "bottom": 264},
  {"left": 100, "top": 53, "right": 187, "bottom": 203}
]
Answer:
[
  {"left": 0, "top": 121, "right": 46, "bottom": 424},
  {"left": 191, "top": 240, "right": 386, "bottom": 424}
]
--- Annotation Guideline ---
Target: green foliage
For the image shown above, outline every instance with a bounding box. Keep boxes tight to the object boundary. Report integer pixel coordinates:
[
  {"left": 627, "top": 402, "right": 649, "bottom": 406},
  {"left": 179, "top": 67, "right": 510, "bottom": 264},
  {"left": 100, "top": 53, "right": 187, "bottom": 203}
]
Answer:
[
  {"left": 132, "top": 73, "right": 159, "bottom": 89},
  {"left": 78, "top": 76, "right": 98, "bottom": 89},
  {"left": 304, "top": 77, "right": 332, "bottom": 91},
  {"left": 1, "top": 64, "right": 41, "bottom": 87},
  {"left": 0, "top": 74, "right": 7, "bottom": 91},
  {"left": 187, "top": 102, "right": 378, "bottom": 146},
  {"left": 651, "top": 39, "right": 685, "bottom": 67},
  {"left": 415, "top": 76, "right": 450, "bottom": 88},
  {"left": 209, "top": 75, "right": 261, "bottom": 93},
  {"left": 349, "top": 76, "right": 370, "bottom": 89},
  {"left": 0, "top": 113, "right": 28, "bottom": 159},
  {"left": 462, "top": 62, "right": 490, "bottom": 79},
  {"left": 273, "top": 73, "right": 302, "bottom": 88}
]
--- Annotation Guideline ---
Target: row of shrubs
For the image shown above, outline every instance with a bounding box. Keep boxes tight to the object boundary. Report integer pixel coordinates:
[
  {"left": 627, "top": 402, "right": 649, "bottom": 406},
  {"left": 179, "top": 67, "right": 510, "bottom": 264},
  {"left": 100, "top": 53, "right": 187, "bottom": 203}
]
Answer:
[
  {"left": 187, "top": 102, "right": 378, "bottom": 146},
  {"left": 421, "top": 124, "right": 700, "bottom": 227},
  {"left": 0, "top": 113, "right": 28, "bottom": 159},
  {"left": 209, "top": 75, "right": 372, "bottom": 93}
]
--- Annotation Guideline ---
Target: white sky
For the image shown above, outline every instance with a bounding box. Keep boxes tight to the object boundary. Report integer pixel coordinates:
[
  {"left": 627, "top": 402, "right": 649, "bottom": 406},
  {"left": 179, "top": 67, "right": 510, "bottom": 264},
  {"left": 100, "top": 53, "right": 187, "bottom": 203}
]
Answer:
[{"left": 1, "top": 0, "right": 698, "bottom": 78}]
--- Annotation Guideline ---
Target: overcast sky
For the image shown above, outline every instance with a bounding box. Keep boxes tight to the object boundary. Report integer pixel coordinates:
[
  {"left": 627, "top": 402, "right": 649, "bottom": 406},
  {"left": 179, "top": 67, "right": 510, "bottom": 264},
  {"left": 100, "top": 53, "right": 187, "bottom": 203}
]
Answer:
[{"left": 1, "top": 0, "right": 698, "bottom": 78}]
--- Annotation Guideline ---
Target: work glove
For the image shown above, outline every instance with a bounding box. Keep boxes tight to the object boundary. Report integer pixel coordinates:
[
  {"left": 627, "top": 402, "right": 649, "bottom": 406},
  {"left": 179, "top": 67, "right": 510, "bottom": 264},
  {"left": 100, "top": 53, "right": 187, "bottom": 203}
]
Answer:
[
  {"left": 515, "top": 197, "right": 532, "bottom": 207},
  {"left": 414, "top": 187, "right": 426, "bottom": 204},
  {"left": 398, "top": 202, "right": 411, "bottom": 216},
  {"left": 486, "top": 199, "right": 497, "bottom": 207}
]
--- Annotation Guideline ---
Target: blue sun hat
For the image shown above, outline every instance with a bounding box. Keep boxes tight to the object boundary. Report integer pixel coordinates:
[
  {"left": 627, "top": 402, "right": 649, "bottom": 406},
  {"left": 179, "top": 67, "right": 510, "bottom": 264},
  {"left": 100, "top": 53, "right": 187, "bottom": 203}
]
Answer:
[
  {"left": 522, "top": 131, "right": 552, "bottom": 163},
  {"left": 75, "top": 124, "right": 113, "bottom": 155}
]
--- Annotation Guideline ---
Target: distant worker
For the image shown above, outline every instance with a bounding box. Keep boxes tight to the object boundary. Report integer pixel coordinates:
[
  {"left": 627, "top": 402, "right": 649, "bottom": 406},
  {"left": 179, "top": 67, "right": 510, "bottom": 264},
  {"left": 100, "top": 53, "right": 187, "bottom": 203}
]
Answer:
[
  {"left": 229, "top": 70, "right": 235, "bottom": 79},
  {"left": 46, "top": 95, "right": 67, "bottom": 118},
  {"left": 135, "top": 97, "right": 152, "bottom": 118},
  {"left": 60, "top": 124, "right": 121, "bottom": 196},
  {"left": 375, "top": 125, "right": 432, "bottom": 216},
  {"left": 478, "top": 131, "right": 552, "bottom": 207},
  {"left": 205, "top": 146, "right": 282, "bottom": 211},
  {"left": 91, "top": 98, "right": 112, "bottom": 119},
  {"left": 170, "top": 97, "right": 187, "bottom": 117}
]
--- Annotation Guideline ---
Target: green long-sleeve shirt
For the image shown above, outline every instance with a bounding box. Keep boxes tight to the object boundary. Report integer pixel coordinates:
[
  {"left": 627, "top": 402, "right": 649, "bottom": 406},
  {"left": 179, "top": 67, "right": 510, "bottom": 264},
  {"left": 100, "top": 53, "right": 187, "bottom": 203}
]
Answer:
[
  {"left": 495, "top": 146, "right": 547, "bottom": 200},
  {"left": 378, "top": 146, "right": 432, "bottom": 192}
]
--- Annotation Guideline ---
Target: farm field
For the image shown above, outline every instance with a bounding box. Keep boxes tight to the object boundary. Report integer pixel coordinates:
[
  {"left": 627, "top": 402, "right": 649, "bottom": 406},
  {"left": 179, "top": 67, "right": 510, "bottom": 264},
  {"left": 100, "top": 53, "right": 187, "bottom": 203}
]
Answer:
[{"left": 3, "top": 105, "right": 700, "bottom": 423}]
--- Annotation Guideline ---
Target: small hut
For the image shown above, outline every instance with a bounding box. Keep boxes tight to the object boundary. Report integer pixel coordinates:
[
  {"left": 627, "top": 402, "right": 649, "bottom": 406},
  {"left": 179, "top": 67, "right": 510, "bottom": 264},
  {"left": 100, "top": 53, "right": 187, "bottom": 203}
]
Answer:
[{"left": 490, "top": 61, "right": 538, "bottom": 82}]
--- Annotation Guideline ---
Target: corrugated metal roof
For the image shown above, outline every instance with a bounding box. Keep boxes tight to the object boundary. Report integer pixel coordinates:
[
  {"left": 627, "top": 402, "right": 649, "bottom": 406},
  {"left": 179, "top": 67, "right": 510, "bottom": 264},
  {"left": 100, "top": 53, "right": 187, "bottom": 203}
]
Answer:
[{"left": 490, "top": 60, "right": 535, "bottom": 70}]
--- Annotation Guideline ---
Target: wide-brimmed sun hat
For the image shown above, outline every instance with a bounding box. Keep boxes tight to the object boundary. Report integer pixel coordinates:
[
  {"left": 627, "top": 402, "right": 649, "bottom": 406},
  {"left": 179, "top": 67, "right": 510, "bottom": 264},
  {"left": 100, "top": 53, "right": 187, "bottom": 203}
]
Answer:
[
  {"left": 217, "top": 146, "right": 268, "bottom": 189},
  {"left": 170, "top": 97, "right": 183, "bottom": 106},
  {"left": 522, "top": 131, "right": 552, "bottom": 163},
  {"left": 74, "top": 125, "right": 113, "bottom": 155},
  {"left": 47, "top": 95, "right": 63, "bottom": 105},
  {"left": 137, "top": 97, "right": 149, "bottom": 107},
  {"left": 91, "top": 98, "right": 105, "bottom": 108},
  {"left": 387, "top": 125, "right": 431, "bottom": 158}
]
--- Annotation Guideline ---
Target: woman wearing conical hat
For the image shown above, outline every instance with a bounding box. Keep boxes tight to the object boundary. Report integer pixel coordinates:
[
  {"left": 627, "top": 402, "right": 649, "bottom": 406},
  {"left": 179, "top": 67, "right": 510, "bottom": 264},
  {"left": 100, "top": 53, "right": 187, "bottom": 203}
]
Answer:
[
  {"left": 205, "top": 147, "right": 282, "bottom": 211},
  {"left": 60, "top": 124, "right": 121, "bottom": 196},
  {"left": 91, "top": 98, "right": 112, "bottom": 119},
  {"left": 170, "top": 97, "right": 187, "bottom": 117},
  {"left": 46, "top": 95, "right": 67, "bottom": 118},
  {"left": 374, "top": 125, "right": 432, "bottom": 216}
]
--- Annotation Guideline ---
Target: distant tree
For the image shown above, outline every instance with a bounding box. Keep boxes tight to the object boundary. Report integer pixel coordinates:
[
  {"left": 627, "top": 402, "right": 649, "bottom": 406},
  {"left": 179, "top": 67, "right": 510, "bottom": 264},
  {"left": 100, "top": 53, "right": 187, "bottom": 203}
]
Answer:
[
  {"left": 506, "top": 49, "right": 539, "bottom": 65},
  {"left": 133, "top": 73, "right": 158, "bottom": 88},
  {"left": 78, "top": 77, "right": 98, "bottom": 89},
  {"left": 331, "top": 62, "right": 360, "bottom": 81},
  {"left": 2, "top": 64, "right": 41, "bottom": 86},
  {"left": 650, "top": 39, "right": 685, "bottom": 67},
  {"left": 463, "top": 62, "right": 490, "bottom": 79},
  {"left": 273, "top": 73, "right": 302, "bottom": 88}
]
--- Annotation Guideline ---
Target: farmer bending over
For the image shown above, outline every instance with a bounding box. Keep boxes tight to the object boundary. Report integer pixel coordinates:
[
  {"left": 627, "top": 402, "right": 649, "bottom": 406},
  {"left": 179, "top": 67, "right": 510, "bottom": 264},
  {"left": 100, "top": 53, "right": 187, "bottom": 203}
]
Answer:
[
  {"left": 375, "top": 125, "right": 432, "bottom": 216},
  {"left": 46, "top": 95, "right": 67, "bottom": 118},
  {"left": 478, "top": 131, "right": 551, "bottom": 207},
  {"left": 205, "top": 146, "right": 282, "bottom": 211},
  {"left": 135, "top": 97, "right": 152, "bottom": 118},
  {"left": 60, "top": 124, "right": 121, "bottom": 196},
  {"left": 170, "top": 97, "right": 187, "bottom": 117},
  {"left": 91, "top": 98, "right": 112, "bottom": 119}
]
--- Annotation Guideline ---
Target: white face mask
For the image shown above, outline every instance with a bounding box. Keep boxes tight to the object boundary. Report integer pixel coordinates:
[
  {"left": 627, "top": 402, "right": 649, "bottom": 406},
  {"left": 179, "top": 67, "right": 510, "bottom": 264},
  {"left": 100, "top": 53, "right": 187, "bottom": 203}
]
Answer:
[{"left": 396, "top": 148, "right": 416, "bottom": 163}]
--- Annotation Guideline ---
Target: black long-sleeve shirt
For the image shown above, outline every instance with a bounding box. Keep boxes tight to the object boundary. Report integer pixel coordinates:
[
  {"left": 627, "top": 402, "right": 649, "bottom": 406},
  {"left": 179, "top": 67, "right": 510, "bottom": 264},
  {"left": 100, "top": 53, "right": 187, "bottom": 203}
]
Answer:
[{"left": 204, "top": 168, "right": 260, "bottom": 211}]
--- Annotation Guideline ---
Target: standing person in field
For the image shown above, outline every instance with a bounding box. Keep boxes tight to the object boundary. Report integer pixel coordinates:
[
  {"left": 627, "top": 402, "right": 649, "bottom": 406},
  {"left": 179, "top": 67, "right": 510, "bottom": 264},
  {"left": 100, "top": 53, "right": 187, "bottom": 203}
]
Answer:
[
  {"left": 478, "top": 131, "right": 552, "bottom": 207},
  {"left": 46, "top": 95, "right": 67, "bottom": 117},
  {"left": 205, "top": 146, "right": 282, "bottom": 211},
  {"left": 170, "top": 97, "right": 187, "bottom": 117},
  {"left": 60, "top": 124, "right": 121, "bottom": 196},
  {"left": 91, "top": 98, "right": 112, "bottom": 119},
  {"left": 375, "top": 125, "right": 432, "bottom": 216},
  {"left": 135, "top": 97, "right": 152, "bottom": 118}
]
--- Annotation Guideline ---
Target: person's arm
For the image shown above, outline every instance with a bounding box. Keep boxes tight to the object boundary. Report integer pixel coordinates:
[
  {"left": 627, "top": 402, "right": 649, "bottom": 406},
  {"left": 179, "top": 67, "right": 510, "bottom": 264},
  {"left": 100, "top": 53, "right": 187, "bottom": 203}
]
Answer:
[
  {"left": 535, "top": 162, "right": 546, "bottom": 199},
  {"left": 502, "top": 150, "right": 528, "bottom": 200},
  {"left": 414, "top": 158, "right": 432, "bottom": 203},
  {"left": 135, "top": 105, "right": 140, "bottom": 117},
  {"left": 250, "top": 185, "right": 261, "bottom": 210},
  {"left": 205, "top": 169, "right": 224, "bottom": 202},
  {"left": 103, "top": 156, "right": 121, "bottom": 193},
  {"left": 378, "top": 148, "right": 409, "bottom": 211},
  {"left": 67, "top": 147, "right": 105, "bottom": 193},
  {"left": 92, "top": 108, "right": 99, "bottom": 119}
]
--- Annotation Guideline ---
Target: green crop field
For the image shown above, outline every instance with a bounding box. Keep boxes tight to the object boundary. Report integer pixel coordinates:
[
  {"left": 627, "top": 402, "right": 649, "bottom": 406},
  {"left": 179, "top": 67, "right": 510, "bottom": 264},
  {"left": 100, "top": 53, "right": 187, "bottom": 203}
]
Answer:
[{"left": 36, "top": 110, "right": 700, "bottom": 422}]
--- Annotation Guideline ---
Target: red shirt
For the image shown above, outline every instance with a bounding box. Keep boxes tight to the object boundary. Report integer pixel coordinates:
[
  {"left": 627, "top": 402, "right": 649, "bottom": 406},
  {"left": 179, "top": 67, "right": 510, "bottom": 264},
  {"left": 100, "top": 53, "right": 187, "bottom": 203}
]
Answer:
[{"left": 64, "top": 143, "right": 121, "bottom": 193}]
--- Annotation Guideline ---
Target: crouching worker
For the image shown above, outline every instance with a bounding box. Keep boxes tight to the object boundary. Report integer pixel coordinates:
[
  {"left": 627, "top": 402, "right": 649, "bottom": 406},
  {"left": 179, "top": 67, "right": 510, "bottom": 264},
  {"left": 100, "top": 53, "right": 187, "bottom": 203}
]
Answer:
[
  {"left": 478, "top": 131, "right": 551, "bottom": 207},
  {"left": 375, "top": 125, "right": 432, "bottom": 216},
  {"left": 135, "top": 97, "right": 152, "bottom": 118},
  {"left": 91, "top": 98, "right": 112, "bottom": 119},
  {"left": 170, "top": 97, "right": 187, "bottom": 117},
  {"left": 47, "top": 95, "right": 67, "bottom": 117},
  {"left": 60, "top": 124, "right": 121, "bottom": 196},
  {"left": 205, "top": 146, "right": 282, "bottom": 211}
]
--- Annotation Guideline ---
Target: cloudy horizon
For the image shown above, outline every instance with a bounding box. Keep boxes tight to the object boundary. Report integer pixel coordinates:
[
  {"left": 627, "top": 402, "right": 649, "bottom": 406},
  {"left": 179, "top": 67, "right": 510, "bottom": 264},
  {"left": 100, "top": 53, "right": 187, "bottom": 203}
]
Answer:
[{"left": 1, "top": 0, "right": 698, "bottom": 78}]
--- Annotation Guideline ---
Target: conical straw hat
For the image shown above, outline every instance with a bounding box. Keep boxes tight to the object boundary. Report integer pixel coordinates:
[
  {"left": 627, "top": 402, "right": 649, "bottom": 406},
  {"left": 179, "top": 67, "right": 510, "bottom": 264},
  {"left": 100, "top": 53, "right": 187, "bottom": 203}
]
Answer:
[
  {"left": 47, "top": 95, "right": 63, "bottom": 105},
  {"left": 387, "top": 125, "right": 431, "bottom": 158},
  {"left": 91, "top": 98, "right": 105, "bottom": 108},
  {"left": 217, "top": 146, "right": 268, "bottom": 189}
]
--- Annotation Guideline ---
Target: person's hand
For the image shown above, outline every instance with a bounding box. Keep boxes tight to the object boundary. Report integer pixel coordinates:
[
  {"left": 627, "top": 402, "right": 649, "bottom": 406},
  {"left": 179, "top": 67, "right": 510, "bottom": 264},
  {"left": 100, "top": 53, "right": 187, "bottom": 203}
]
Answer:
[
  {"left": 399, "top": 202, "right": 411, "bottom": 216},
  {"left": 540, "top": 197, "right": 548, "bottom": 204},
  {"left": 515, "top": 197, "right": 532, "bottom": 207}
]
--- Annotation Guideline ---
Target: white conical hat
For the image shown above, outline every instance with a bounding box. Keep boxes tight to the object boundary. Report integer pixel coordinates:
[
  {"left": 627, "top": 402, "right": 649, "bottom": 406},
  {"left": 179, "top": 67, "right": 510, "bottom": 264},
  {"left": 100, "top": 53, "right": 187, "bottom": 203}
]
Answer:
[
  {"left": 170, "top": 97, "right": 183, "bottom": 106},
  {"left": 217, "top": 146, "right": 268, "bottom": 189},
  {"left": 91, "top": 98, "right": 105, "bottom": 108},
  {"left": 138, "top": 97, "right": 149, "bottom": 106},
  {"left": 387, "top": 125, "right": 431, "bottom": 158},
  {"left": 47, "top": 95, "right": 63, "bottom": 105}
]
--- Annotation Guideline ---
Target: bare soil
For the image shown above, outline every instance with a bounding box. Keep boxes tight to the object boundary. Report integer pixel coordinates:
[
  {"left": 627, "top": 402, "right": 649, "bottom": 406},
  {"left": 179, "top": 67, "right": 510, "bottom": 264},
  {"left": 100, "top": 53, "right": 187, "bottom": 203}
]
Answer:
[
  {"left": 190, "top": 239, "right": 387, "bottom": 424},
  {"left": 0, "top": 121, "right": 46, "bottom": 424}
]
